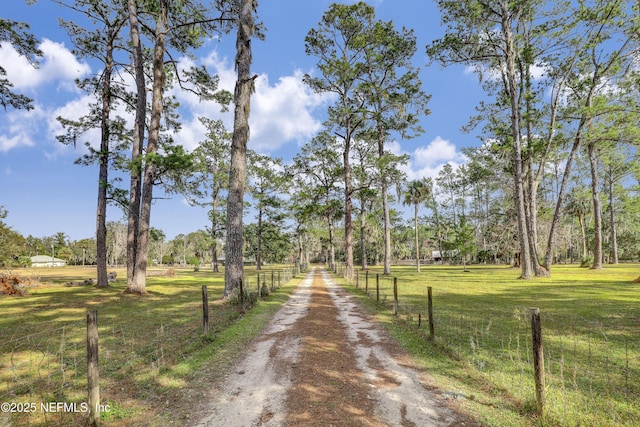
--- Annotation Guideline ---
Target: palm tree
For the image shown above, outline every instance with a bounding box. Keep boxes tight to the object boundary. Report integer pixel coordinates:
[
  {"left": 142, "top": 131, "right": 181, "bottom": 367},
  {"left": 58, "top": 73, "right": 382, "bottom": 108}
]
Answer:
[{"left": 402, "top": 179, "right": 431, "bottom": 272}]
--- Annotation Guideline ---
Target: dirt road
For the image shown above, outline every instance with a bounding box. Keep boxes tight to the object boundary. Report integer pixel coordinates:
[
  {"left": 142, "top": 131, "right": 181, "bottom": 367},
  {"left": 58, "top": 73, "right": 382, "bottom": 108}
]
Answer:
[{"left": 194, "top": 268, "right": 479, "bottom": 426}]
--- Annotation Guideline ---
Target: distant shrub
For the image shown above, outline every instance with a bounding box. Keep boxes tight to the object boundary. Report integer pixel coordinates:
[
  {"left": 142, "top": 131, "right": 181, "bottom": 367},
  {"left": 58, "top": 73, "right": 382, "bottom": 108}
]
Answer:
[{"left": 580, "top": 256, "right": 594, "bottom": 268}]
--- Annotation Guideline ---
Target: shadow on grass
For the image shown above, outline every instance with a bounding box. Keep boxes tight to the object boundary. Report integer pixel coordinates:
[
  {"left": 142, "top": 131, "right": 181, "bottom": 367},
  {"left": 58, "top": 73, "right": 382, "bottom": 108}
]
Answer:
[
  {"left": 339, "top": 264, "right": 640, "bottom": 427},
  {"left": 0, "top": 266, "right": 301, "bottom": 426}
]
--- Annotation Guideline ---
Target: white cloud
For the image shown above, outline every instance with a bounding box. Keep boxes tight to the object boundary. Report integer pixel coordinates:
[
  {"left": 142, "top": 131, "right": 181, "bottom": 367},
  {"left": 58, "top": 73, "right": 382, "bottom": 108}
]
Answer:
[
  {"left": 0, "top": 38, "right": 90, "bottom": 90},
  {"left": 250, "top": 70, "right": 327, "bottom": 151},
  {"left": 394, "top": 136, "right": 467, "bottom": 182},
  {"left": 173, "top": 51, "right": 330, "bottom": 154},
  {"left": 0, "top": 39, "right": 92, "bottom": 153},
  {"left": 175, "top": 117, "right": 208, "bottom": 152},
  {"left": 0, "top": 133, "right": 32, "bottom": 152},
  {"left": 0, "top": 108, "right": 41, "bottom": 152},
  {"left": 413, "top": 136, "right": 461, "bottom": 167},
  {"left": 387, "top": 140, "right": 403, "bottom": 156},
  {"left": 201, "top": 50, "right": 237, "bottom": 92},
  {"left": 465, "top": 61, "right": 549, "bottom": 82},
  {"left": 36, "top": 94, "right": 102, "bottom": 158},
  {"left": 2, "top": 43, "right": 330, "bottom": 159}
]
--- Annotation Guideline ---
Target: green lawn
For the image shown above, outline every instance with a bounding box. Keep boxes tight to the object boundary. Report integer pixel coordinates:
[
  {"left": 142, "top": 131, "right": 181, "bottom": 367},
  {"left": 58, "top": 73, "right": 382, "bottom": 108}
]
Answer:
[
  {"left": 3, "top": 264, "right": 638, "bottom": 426},
  {"left": 343, "top": 263, "right": 640, "bottom": 427},
  {"left": 0, "top": 265, "right": 300, "bottom": 426}
]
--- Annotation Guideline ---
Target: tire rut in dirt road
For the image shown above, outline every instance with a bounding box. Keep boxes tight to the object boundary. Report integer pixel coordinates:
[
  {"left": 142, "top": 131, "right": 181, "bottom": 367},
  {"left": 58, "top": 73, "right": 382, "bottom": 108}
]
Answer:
[
  {"left": 195, "top": 272, "right": 313, "bottom": 427},
  {"left": 282, "top": 269, "right": 384, "bottom": 426},
  {"left": 195, "top": 268, "right": 480, "bottom": 427},
  {"left": 317, "top": 270, "right": 477, "bottom": 426}
]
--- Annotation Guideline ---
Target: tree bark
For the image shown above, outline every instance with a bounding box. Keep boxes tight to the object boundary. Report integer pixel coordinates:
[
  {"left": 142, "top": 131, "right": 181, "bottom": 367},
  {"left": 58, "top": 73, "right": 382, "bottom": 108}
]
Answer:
[
  {"left": 360, "top": 200, "right": 367, "bottom": 270},
  {"left": 588, "top": 141, "right": 603, "bottom": 269},
  {"left": 343, "top": 136, "right": 354, "bottom": 281},
  {"left": 225, "top": 0, "right": 254, "bottom": 296},
  {"left": 211, "top": 162, "right": 220, "bottom": 273},
  {"left": 381, "top": 175, "right": 392, "bottom": 275},
  {"left": 96, "top": 26, "right": 114, "bottom": 289},
  {"left": 431, "top": 198, "right": 443, "bottom": 259},
  {"left": 501, "top": 0, "right": 532, "bottom": 279},
  {"left": 256, "top": 208, "right": 262, "bottom": 270},
  {"left": 378, "top": 126, "right": 392, "bottom": 275},
  {"left": 578, "top": 213, "right": 587, "bottom": 261},
  {"left": 130, "top": 0, "right": 168, "bottom": 294},
  {"left": 126, "top": 0, "right": 145, "bottom": 289},
  {"left": 414, "top": 202, "right": 420, "bottom": 273},
  {"left": 328, "top": 216, "right": 336, "bottom": 271},
  {"left": 607, "top": 166, "right": 618, "bottom": 264}
]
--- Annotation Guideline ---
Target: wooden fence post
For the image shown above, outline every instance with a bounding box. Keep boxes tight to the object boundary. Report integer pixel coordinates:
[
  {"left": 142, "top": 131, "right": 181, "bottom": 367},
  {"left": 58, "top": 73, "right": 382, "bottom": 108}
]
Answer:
[
  {"left": 428, "top": 287, "right": 434, "bottom": 340},
  {"left": 86, "top": 310, "right": 100, "bottom": 427},
  {"left": 376, "top": 274, "right": 380, "bottom": 302},
  {"left": 393, "top": 277, "right": 398, "bottom": 315},
  {"left": 202, "top": 286, "right": 209, "bottom": 335},
  {"left": 530, "top": 307, "right": 545, "bottom": 418},
  {"left": 365, "top": 270, "right": 369, "bottom": 293}
]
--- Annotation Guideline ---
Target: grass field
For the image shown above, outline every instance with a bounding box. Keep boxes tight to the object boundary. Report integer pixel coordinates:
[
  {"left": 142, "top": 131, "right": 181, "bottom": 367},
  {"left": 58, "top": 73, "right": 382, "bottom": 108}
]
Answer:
[
  {"left": 2, "top": 264, "right": 638, "bottom": 426},
  {"left": 0, "top": 265, "right": 300, "bottom": 426},
  {"left": 340, "top": 263, "right": 640, "bottom": 427}
]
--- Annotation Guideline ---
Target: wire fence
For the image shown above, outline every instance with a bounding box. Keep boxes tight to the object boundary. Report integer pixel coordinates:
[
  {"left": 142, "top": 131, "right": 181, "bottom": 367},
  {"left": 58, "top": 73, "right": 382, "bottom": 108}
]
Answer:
[
  {"left": 339, "top": 266, "right": 640, "bottom": 426},
  {"left": 0, "top": 268, "right": 296, "bottom": 426}
]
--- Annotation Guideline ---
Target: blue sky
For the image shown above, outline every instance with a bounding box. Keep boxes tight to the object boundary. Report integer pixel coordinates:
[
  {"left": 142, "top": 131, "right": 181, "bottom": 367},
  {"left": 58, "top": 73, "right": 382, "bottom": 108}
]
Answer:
[{"left": 1, "top": 0, "right": 485, "bottom": 241}]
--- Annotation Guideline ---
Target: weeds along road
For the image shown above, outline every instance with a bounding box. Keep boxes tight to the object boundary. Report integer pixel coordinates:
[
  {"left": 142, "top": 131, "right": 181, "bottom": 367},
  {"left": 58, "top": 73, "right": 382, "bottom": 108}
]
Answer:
[{"left": 194, "top": 268, "right": 479, "bottom": 427}]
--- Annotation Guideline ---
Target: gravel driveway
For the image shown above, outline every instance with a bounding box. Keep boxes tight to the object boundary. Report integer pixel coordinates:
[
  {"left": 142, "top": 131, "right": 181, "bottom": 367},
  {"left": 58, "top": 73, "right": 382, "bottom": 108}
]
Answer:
[{"left": 194, "top": 268, "right": 480, "bottom": 426}]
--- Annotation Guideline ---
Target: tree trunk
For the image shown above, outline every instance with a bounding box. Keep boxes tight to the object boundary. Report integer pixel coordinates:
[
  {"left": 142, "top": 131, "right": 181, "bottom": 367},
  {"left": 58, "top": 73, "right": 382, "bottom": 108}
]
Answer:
[
  {"left": 607, "top": 166, "right": 618, "bottom": 264},
  {"left": 543, "top": 127, "right": 585, "bottom": 271},
  {"left": 378, "top": 122, "right": 391, "bottom": 275},
  {"left": 224, "top": 0, "right": 254, "bottom": 297},
  {"left": 343, "top": 138, "right": 354, "bottom": 281},
  {"left": 381, "top": 179, "right": 392, "bottom": 275},
  {"left": 432, "top": 200, "right": 443, "bottom": 259},
  {"left": 130, "top": 0, "right": 168, "bottom": 294},
  {"left": 414, "top": 203, "right": 420, "bottom": 273},
  {"left": 588, "top": 142, "right": 603, "bottom": 269},
  {"left": 578, "top": 214, "right": 587, "bottom": 261},
  {"left": 501, "top": 1, "right": 532, "bottom": 279},
  {"left": 360, "top": 201, "right": 367, "bottom": 270},
  {"left": 527, "top": 175, "right": 548, "bottom": 276},
  {"left": 521, "top": 25, "right": 548, "bottom": 278},
  {"left": 256, "top": 208, "right": 262, "bottom": 270},
  {"left": 96, "top": 27, "right": 114, "bottom": 289},
  {"left": 126, "top": 0, "right": 145, "bottom": 288},
  {"left": 543, "top": 69, "right": 597, "bottom": 272},
  {"left": 328, "top": 218, "right": 335, "bottom": 271},
  {"left": 212, "top": 244, "right": 219, "bottom": 272},
  {"left": 297, "top": 232, "right": 303, "bottom": 269},
  {"left": 211, "top": 163, "right": 220, "bottom": 273}
]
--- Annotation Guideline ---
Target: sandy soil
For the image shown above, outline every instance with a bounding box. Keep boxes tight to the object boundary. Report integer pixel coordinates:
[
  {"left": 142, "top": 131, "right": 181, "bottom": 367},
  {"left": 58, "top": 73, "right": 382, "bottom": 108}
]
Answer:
[{"left": 193, "top": 268, "right": 480, "bottom": 427}]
